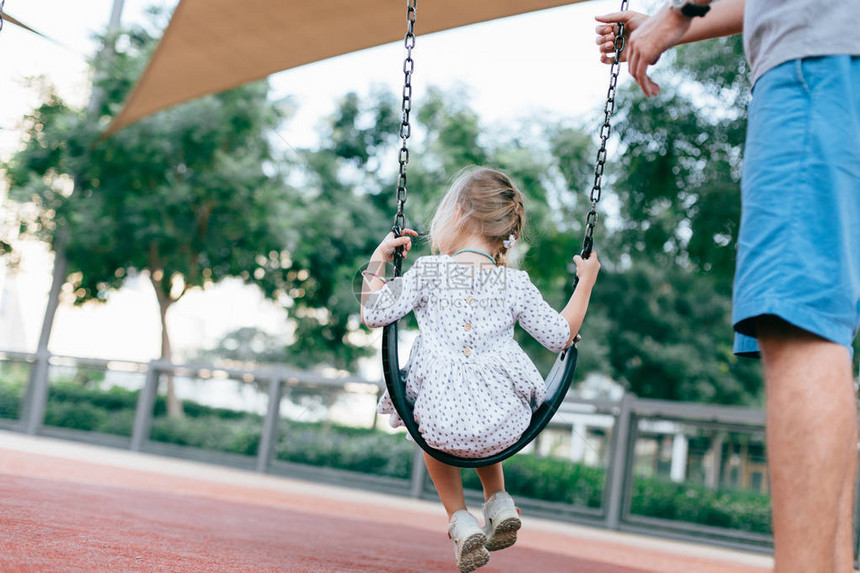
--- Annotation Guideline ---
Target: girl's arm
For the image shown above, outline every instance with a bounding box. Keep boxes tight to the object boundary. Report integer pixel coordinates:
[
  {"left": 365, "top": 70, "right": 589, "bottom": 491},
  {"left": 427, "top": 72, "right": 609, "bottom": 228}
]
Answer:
[
  {"left": 360, "top": 229, "right": 418, "bottom": 327},
  {"left": 515, "top": 253, "right": 601, "bottom": 352},
  {"left": 560, "top": 253, "right": 601, "bottom": 347}
]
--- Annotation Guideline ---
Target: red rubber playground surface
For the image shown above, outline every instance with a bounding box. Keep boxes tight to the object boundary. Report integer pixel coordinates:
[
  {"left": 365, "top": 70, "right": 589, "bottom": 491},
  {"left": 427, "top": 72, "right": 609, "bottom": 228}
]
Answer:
[{"left": 0, "top": 431, "right": 773, "bottom": 573}]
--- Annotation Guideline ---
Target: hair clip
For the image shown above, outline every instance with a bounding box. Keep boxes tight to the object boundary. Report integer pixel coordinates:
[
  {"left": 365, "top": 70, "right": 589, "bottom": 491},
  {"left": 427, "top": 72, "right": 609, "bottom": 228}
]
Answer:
[{"left": 502, "top": 234, "right": 517, "bottom": 250}]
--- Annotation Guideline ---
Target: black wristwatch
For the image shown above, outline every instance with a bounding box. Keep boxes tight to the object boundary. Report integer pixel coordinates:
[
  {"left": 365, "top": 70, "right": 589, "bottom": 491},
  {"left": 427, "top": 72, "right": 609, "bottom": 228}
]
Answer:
[{"left": 670, "top": 0, "right": 711, "bottom": 17}]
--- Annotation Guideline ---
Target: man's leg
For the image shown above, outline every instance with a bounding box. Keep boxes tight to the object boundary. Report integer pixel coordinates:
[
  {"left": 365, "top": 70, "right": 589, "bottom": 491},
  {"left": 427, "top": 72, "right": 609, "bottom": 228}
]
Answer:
[
  {"left": 834, "top": 446, "right": 858, "bottom": 572},
  {"left": 758, "top": 318, "right": 857, "bottom": 573}
]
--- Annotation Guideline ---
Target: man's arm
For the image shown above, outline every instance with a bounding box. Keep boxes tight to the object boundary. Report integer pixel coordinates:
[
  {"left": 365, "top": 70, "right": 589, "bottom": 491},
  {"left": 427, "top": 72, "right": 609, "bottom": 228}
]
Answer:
[
  {"left": 596, "top": 0, "right": 744, "bottom": 96},
  {"left": 680, "top": 0, "right": 744, "bottom": 44}
]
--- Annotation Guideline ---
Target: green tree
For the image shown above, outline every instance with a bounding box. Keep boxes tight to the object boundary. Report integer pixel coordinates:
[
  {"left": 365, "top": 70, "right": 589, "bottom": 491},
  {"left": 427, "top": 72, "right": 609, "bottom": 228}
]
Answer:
[
  {"left": 613, "top": 35, "right": 750, "bottom": 288},
  {"left": 275, "top": 85, "right": 599, "bottom": 374},
  {"left": 277, "top": 89, "right": 402, "bottom": 369},
  {"left": 5, "top": 24, "right": 296, "bottom": 416},
  {"left": 593, "top": 262, "right": 760, "bottom": 403},
  {"left": 598, "top": 34, "right": 763, "bottom": 404}
]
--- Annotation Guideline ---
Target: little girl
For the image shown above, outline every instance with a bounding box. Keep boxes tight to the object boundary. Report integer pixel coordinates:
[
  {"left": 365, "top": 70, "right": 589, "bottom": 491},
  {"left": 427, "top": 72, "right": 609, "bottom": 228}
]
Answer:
[{"left": 360, "top": 166, "right": 600, "bottom": 573}]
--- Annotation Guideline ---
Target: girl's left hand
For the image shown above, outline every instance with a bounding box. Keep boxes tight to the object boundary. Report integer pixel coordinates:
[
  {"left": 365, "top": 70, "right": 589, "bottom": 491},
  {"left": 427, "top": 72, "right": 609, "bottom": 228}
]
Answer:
[
  {"left": 373, "top": 228, "right": 419, "bottom": 263},
  {"left": 573, "top": 250, "right": 601, "bottom": 285}
]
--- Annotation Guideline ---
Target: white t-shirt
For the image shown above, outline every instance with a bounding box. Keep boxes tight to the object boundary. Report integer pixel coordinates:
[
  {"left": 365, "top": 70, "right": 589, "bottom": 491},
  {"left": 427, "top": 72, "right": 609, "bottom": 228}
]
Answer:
[{"left": 744, "top": 0, "right": 860, "bottom": 85}]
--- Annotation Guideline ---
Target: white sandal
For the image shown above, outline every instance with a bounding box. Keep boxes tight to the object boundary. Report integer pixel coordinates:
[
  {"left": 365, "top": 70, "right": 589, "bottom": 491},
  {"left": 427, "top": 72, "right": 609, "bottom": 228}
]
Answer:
[
  {"left": 482, "top": 492, "right": 521, "bottom": 551},
  {"left": 448, "top": 510, "right": 490, "bottom": 573}
]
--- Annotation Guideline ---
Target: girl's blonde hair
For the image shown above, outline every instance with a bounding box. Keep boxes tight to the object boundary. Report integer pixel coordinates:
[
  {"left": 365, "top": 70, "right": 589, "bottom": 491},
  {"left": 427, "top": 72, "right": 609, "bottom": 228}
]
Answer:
[{"left": 429, "top": 166, "right": 526, "bottom": 266}]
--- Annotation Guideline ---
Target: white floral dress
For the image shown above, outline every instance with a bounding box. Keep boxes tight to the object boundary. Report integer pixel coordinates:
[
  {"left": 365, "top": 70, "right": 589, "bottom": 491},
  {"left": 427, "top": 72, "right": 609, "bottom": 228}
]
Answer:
[{"left": 363, "top": 254, "right": 571, "bottom": 458}]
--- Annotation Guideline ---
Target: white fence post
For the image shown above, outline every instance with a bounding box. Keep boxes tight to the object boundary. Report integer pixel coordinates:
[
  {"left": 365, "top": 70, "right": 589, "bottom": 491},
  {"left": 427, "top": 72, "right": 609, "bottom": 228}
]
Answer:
[
  {"left": 20, "top": 348, "right": 50, "bottom": 435},
  {"left": 257, "top": 373, "right": 284, "bottom": 473},
  {"left": 605, "top": 393, "right": 635, "bottom": 530},
  {"left": 409, "top": 446, "right": 426, "bottom": 498}
]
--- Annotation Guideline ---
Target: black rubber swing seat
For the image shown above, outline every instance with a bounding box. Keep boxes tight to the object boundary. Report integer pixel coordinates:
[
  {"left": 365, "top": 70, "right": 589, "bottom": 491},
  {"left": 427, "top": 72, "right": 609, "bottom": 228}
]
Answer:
[{"left": 381, "top": 320, "right": 578, "bottom": 468}]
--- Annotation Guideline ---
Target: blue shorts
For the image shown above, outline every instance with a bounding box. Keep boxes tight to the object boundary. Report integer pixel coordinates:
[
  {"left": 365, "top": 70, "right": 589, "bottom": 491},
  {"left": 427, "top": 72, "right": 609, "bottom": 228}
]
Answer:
[{"left": 733, "top": 56, "right": 860, "bottom": 357}]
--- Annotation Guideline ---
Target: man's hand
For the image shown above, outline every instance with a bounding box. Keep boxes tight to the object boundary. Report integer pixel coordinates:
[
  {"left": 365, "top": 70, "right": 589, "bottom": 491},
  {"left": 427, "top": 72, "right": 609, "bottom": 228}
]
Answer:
[
  {"left": 596, "top": 5, "right": 692, "bottom": 97},
  {"left": 595, "top": 10, "right": 648, "bottom": 64}
]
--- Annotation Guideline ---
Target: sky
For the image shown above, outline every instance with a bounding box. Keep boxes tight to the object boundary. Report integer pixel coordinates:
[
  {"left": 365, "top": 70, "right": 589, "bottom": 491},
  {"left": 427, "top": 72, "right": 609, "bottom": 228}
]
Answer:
[
  {"left": 0, "top": 0, "right": 638, "bottom": 366},
  {"left": 0, "top": 0, "right": 631, "bottom": 157}
]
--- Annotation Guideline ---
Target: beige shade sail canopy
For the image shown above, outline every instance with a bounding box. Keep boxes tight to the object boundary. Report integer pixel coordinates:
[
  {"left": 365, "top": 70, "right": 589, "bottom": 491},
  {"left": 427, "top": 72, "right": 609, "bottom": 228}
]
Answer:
[
  {"left": 106, "top": 0, "right": 589, "bottom": 135},
  {"left": 4, "top": 12, "right": 53, "bottom": 41}
]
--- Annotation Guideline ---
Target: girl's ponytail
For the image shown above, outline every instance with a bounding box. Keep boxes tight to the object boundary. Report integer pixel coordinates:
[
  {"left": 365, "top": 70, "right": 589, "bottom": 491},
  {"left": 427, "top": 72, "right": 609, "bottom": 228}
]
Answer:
[{"left": 429, "top": 166, "right": 527, "bottom": 267}]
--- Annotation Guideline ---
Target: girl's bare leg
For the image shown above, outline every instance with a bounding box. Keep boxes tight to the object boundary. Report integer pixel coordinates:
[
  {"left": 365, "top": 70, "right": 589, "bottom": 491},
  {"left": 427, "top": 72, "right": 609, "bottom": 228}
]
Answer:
[
  {"left": 423, "top": 452, "right": 466, "bottom": 520},
  {"left": 475, "top": 463, "right": 505, "bottom": 501}
]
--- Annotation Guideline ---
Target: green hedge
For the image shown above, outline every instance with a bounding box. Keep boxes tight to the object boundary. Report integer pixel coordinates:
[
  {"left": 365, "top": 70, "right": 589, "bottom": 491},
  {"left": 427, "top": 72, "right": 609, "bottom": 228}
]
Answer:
[
  {"left": 631, "top": 476, "right": 771, "bottom": 534},
  {"left": 275, "top": 423, "right": 414, "bottom": 479},
  {"left": 0, "top": 380, "right": 772, "bottom": 534},
  {"left": 45, "top": 383, "right": 139, "bottom": 436},
  {"left": 0, "top": 362, "right": 30, "bottom": 419},
  {"left": 463, "top": 455, "right": 605, "bottom": 508},
  {"left": 49, "top": 382, "right": 138, "bottom": 409},
  {"left": 0, "top": 379, "right": 25, "bottom": 420},
  {"left": 151, "top": 414, "right": 262, "bottom": 456}
]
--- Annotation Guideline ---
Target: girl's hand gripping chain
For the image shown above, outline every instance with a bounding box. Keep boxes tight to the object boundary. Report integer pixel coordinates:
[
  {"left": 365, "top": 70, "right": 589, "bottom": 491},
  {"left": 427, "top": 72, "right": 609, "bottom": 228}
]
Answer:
[
  {"left": 373, "top": 228, "right": 419, "bottom": 263},
  {"left": 572, "top": 251, "right": 601, "bottom": 288}
]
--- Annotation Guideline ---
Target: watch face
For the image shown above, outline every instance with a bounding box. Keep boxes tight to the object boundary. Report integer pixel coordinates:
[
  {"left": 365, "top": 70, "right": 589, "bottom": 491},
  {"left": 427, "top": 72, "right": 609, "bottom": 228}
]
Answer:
[{"left": 680, "top": 2, "right": 711, "bottom": 17}]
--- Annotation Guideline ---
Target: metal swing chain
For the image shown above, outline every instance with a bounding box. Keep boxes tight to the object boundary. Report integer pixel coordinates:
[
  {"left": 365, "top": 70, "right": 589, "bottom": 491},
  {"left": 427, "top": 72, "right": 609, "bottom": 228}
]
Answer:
[
  {"left": 388, "top": 0, "right": 624, "bottom": 275},
  {"left": 391, "top": 0, "right": 418, "bottom": 278},
  {"left": 582, "top": 0, "right": 628, "bottom": 259}
]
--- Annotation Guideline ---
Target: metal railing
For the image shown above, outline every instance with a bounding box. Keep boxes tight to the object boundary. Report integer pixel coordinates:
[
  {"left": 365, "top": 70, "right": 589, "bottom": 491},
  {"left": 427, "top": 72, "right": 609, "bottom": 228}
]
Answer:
[{"left": 1, "top": 348, "right": 857, "bottom": 560}]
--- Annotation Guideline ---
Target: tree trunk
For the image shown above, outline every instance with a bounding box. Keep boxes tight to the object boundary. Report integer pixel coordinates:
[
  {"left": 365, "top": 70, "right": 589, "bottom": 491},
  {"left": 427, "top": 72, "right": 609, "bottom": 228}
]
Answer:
[
  {"left": 158, "top": 299, "right": 184, "bottom": 418},
  {"left": 150, "top": 270, "right": 183, "bottom": 418}
]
